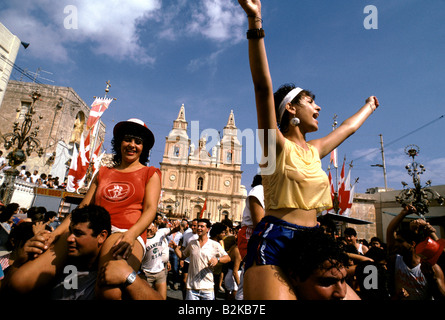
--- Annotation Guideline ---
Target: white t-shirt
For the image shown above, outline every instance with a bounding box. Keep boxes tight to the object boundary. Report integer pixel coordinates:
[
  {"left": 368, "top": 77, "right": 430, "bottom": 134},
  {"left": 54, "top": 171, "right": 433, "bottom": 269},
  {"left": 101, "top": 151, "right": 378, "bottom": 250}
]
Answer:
[
  {"left": 141, "top": 228, "right": 170, "bottom": 273},
  {"left": 183, "top": 238, "right": 227, "bottom": 290},
  {"left": 394, "top": 254, "right": 432, "bottom": 300},
  {"left": 182, "top": 229, "right": 198, "bottom": 263},
  {"left": 241, "top": 185, "right": 265, "bottom": 228}
]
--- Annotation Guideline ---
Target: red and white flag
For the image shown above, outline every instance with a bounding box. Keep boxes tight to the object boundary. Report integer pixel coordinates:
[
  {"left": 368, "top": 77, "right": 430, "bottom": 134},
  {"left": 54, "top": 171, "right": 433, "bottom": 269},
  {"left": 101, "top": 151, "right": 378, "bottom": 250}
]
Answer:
[
  {"left": 337, "top": 157, "right": 346, "bottom": 195},
  {"left": 91, "top": 141, "right": 104, "bottom": 179},
  {"left": 83, "top": 130, "right": 92, "bottom": 161},
  {"left": 326, "top": 168, "right": 336, "bottom": 214},
  {"left": 338, "top": 163, "right": 354, "bottom": 216},
  {"left": 86, "top": 97, "right": 113, "bottom": 129},
  {"left": 66, "top": 133, "right": 90, "bottom": 193},
  {"left": 199, "top": 199, "right": 207, "bottom": 219}
]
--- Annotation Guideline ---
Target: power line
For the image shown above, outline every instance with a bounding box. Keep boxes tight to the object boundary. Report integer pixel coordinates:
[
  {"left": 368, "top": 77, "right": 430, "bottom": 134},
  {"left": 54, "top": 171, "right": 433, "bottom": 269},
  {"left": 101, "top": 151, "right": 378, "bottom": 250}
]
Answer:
[
  {"left": 0, "top": 54, "right": 44, "bottom": 85},
  {"left": 352, "top": 114, "right": 445, "bottom": 162},
  {"left": 385, "top": 115, "right": 444, "bottom": 147}
]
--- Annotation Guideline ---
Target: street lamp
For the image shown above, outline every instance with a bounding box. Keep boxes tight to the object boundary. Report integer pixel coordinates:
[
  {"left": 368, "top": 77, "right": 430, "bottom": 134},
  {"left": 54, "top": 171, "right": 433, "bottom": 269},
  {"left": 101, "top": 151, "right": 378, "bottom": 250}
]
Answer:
[
  {"left": 395, "top": 145, "right": 445, "bottom": 219},
  {"left": 0, "top": 90, "right": 44, "bottom": 204}
]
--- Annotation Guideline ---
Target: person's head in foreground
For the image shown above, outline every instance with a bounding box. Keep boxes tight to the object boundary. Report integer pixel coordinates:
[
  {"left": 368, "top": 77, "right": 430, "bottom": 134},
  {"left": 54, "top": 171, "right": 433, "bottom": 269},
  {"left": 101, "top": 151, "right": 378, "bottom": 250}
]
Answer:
[{"left": 281, "top": 228, "right": 350, "bottom": 300}]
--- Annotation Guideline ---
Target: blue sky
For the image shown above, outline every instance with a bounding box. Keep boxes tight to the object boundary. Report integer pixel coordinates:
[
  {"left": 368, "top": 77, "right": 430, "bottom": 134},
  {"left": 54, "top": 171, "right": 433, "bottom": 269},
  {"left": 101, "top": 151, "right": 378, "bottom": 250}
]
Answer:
[{"left": 2, "top": 0, "right": 445, "bottom": 194}]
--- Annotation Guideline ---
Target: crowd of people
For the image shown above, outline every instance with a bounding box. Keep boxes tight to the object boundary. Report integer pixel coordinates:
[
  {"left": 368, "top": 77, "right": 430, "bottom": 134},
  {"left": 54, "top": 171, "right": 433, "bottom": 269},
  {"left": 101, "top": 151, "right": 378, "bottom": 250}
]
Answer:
[
  {"left": 0, "top": 0, "right": 444, "bottom": 302},
  {"left": 1, "top": 199, "right": 444, "bottom": 301},
  {"left": 0, "top": 150, "right": 67, "bottom": 190}
]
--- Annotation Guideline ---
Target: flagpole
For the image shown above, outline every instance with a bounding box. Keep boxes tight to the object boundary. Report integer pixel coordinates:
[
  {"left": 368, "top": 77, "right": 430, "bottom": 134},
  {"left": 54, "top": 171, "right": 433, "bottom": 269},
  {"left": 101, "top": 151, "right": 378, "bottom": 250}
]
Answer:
[
  {"left": 79, "top": 81, "right": 116, "bottom": 193},
  {"left": 89, "top": 80, "right": 115, "bottom": 163},
  {"left": 332, "top": 114, "right": 338, "bottom": 190}
]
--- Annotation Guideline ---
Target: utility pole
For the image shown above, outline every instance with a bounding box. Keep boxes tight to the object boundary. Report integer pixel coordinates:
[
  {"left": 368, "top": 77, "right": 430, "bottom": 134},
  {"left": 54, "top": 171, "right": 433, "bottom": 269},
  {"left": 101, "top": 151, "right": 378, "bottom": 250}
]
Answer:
[
  {"left": 379, "top": 134, "right": 388, "bottom": 191},
  {"left": 371, "top": 134, "right": 388, "bottom": 191}
]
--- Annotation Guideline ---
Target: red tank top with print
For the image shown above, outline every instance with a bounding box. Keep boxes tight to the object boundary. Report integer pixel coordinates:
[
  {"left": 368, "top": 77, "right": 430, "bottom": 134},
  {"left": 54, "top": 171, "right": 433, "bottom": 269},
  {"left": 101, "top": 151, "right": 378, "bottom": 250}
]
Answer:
[{"left": 94, "top": 166, "right": 160, "bottom": 239}]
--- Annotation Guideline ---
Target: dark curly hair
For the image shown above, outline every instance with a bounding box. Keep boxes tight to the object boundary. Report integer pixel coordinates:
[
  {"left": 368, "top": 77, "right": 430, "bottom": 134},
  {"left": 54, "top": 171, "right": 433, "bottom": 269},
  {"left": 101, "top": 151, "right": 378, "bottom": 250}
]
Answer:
[
  {"left": 274, "top": 83, "right": 315, "bottom": 133},
  {"left": 209, "top": 222, "right": 228, "bottom": 238},
  {"left": 0, "top": 202, "right": 19, "bottom": 223},
  {"left": 111, "top": 131, "right": 151, "bottom": 166},
  {"left": 251, "top": 174, "right": 262, "bottom": 188},
  {"left": 71, "top": 205, "right": 111, "bottom": 237},
  {"left": 281, "top": 228, "right": 349, "bottom": 282}
]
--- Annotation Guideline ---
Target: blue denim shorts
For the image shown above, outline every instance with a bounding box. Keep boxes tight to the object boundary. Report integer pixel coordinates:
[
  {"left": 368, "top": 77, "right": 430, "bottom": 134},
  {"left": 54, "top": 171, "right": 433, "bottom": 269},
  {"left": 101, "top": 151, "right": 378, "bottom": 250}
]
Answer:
[
  {"left": 244, "top": 215, "right": 318, "bottom": 271},
  {"left": 186, "top": 289, "right": 215, "bottom": 300}
]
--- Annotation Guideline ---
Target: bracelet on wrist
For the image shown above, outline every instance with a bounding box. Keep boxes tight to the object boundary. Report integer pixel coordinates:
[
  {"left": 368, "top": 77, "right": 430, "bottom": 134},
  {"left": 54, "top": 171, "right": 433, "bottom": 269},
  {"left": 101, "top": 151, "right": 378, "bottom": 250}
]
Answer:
[
  {"left": 246, "top": 28, "right": 265, "bottom": 40},
  {"left": 247, "top": 15, "right": 263, "bottom": 23}
]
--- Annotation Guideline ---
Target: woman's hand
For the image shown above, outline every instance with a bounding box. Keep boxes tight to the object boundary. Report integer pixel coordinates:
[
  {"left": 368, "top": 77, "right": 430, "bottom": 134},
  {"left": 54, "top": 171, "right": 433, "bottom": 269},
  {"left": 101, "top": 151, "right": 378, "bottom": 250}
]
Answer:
[
  {"left": 111, "top": 231, "right": 136, "bottom": 260},
  {"left": 238, "top": 0, "right": 261, "bottom": 17},
  {"left": 14, "top": 230, "right": 51, "bottom": 266},
  {"left": 366, "top": 96, "right": 379, "bottom": 111}
]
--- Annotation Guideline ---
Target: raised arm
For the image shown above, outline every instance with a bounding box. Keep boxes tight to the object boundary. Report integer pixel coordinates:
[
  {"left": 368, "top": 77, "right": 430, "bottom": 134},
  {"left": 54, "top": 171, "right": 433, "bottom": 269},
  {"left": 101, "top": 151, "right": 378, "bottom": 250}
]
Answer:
[
  {"left": 386, "top": 205, "right": 415, "bottom": 248},
  {"left": 310, "top": 96, "right": 379, "bottom": 159},
  {"left": 7, "top": 232, "right": 69, "bottom": 295},
  {"left": 239, "top": 0, "right": 284, "bottom": 153}
]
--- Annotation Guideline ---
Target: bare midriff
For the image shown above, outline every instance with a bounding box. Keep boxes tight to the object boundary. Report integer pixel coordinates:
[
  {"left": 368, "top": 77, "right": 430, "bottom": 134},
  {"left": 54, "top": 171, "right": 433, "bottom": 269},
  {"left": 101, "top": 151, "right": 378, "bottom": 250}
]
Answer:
[{"left": 266, "top": 207, "right": 318, "bottom": 227}]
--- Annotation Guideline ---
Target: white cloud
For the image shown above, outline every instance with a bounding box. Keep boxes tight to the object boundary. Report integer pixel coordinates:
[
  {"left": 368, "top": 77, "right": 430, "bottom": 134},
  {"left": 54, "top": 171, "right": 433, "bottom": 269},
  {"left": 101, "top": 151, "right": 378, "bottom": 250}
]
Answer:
[
  {"left": 187, "top": 0, "right": 245, "bottom": 43},
  {"left": 187, "top": 49, "right": 224, "bottom": 74},
  {"left": 1, "top": 0, "right": 161, "bottom": 64},
  {"left": 1, "top": 0, "right": 245, "bottom": 67},
  {"left": 351, "top": 147, "right": 380, "bottom": 162}
]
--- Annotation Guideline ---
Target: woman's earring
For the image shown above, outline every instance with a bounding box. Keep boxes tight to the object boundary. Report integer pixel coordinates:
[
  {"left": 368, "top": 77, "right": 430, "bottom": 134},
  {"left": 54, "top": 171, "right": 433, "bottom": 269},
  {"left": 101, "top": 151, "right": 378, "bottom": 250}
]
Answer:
[{"left": 290, "top": 117, "right": 300, "bottom": 126}]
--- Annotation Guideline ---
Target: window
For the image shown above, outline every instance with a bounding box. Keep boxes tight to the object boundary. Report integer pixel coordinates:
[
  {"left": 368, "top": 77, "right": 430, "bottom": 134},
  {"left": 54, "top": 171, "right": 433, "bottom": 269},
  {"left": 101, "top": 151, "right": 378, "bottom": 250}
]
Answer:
[
  {"left": 226, "top": 150, "right": 232, "bottom": 162},
  {"left": 197, "top": 177, "right": 204, "bottom": 191},
  {"left": 174, "top": 145, "right": 180, "bottom": 157}
]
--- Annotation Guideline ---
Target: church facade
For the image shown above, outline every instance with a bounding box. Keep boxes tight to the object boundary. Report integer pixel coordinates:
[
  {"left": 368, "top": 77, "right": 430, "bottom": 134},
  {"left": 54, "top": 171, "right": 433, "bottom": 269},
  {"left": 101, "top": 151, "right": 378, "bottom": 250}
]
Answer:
[{"left": 159, "top": 104, "right": 246, "bottom": 223}]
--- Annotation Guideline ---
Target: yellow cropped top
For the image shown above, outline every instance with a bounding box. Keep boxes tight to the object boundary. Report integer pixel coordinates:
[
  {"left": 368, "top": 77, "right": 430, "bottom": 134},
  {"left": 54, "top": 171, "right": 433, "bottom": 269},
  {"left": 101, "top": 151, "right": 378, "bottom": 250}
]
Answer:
[{"left": 262, "top": 138, "right": 332, "bottom": 213}]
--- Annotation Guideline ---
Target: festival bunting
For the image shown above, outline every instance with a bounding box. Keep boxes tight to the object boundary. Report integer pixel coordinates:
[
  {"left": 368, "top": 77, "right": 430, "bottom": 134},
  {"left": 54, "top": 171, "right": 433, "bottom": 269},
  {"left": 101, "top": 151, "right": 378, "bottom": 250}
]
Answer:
[
  {"left": 66, "top": 133, "right": 89, "bottom": 193},
  {"left": 86, "top": 97, "right": 113, "bottom": 129}
]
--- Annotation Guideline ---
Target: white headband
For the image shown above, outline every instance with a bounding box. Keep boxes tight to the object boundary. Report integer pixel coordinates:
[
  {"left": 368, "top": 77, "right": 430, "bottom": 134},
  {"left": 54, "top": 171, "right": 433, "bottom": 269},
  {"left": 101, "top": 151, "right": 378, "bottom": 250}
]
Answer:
[{"left": 277, "top": 87, "right": 303, "bottom": 122}]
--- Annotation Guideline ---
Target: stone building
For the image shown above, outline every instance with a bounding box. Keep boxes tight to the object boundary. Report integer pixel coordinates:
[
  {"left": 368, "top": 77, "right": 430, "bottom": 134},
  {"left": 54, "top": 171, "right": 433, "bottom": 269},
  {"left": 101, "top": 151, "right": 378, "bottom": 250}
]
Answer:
[
  {"left": 341, "top": 185, "right": 445, "bottom": 243},
  {"left": 0, "top": 22, "right": 22, "bottom": 108},
  {"left": 0, "top": 80, "right": 105, "bottom": 182},
  {"left": 159, "top": 104, "right": 246, "bottom": 222}
]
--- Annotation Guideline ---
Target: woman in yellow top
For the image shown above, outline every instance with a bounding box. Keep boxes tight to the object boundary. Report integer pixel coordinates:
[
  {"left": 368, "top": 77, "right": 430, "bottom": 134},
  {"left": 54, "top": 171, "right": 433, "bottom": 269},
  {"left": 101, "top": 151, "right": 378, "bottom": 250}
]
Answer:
[{"left": 238, "top": 0, "right": 379, "bottom": 300}]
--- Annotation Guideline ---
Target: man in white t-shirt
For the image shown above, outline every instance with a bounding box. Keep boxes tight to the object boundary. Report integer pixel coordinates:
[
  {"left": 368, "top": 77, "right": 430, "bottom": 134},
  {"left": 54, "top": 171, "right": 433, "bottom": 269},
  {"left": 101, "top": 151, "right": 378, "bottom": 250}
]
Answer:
[
  {"left": 141, "top": 221, "right": 180, "bottom": 299},
  {"left": 172, "top": 219, "right": 230, "bottom": 300},
  {"left": 30, "top": 170, "right": 39, "bottom": 184},
  {"left": 386, "top": 205, "right": 445, "bottom": 300},
  {"left": 179, "top": 218, "right": 198, "bottom": 299}
]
